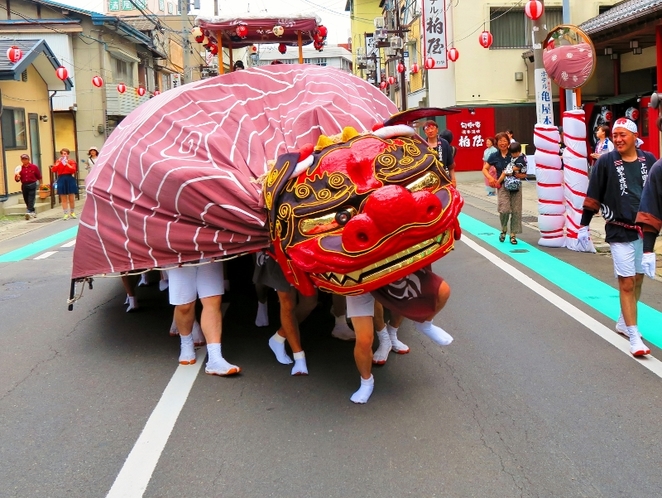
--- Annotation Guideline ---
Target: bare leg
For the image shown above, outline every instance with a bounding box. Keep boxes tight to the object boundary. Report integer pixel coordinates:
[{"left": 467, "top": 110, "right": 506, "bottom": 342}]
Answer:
[
  {"left": 271, "top": 288, "right": 307, "bottom": 374},
  {"left": 415, "top": 280, "right": 453, "bottom": 346},
  {"left": 386, "top": 310, "right": 409, "bottom": 354},
  {"left": 121, "top": 275, "right": 139, "bottom": 312},
  {"left": 175, "top": 301, "right": 196, "bottom": 364},
  {"left": 372, "top": 302, "right": 391, "bottom": 365},
  {"left": 200, "top": 294, "right": 240, "bottom": 375},
  {"left": 68, "top": 194, "right": 76, "bottom": 217},
  {"left": 349, "top": 315, "right": 375, "bottom": 403}
]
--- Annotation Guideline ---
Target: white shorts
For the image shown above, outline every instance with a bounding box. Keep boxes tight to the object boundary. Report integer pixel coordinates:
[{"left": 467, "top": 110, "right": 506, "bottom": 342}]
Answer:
[
  {"left": 168, "top": 262, "right": 225, "bottom": 305},
  {"left": 346, "top": 293, "right": 375, "bottom": 318},
  {"left": 610, "top": 239, "right": 644, "bottom": 278}
]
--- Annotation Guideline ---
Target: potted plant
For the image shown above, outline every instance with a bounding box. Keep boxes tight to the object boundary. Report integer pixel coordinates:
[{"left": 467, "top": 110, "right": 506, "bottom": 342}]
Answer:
[{"left": 38, "top": 184, "right": 51, "bottom": 199}]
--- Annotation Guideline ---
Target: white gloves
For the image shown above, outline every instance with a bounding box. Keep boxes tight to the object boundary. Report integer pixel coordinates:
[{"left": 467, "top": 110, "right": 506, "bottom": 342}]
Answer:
[
  {"left": 577, "top": 226, "right": 590, "bottom": 245},
  {"left": 642, "top": 252, "right": 657, "bottom": 279}
]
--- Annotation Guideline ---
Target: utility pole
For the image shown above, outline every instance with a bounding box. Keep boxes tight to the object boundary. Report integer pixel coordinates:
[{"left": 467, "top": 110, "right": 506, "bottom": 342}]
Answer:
[
  {"left": 532, "top": 0, "right": 553, "bottom": 125},
  {"left": 180, "top": 0, "right": 190, "bottom": 84},
  {"left": 395, "top": 2, "right": 407, "bottom": 111}
]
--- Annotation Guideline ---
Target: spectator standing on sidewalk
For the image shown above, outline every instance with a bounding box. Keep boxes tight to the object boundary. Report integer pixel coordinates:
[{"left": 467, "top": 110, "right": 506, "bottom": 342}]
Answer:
[
  {"left": 423, "top": 120, "right": 456, "bottom": 187},
  {"left": 578, "top": 118, "right": 657, "bottom": 357},
  {"left": 51, "top": 148, "right": 78, "bottom": 220},
  {"left": 14, "top": 153, "right": 41, "bottom": 220},
  {"left": 482, "top": 137, "right": 497, "bottom": 196}
]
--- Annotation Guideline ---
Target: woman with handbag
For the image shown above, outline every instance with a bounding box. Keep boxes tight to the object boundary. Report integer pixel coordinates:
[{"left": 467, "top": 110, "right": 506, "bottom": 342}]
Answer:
[{"left": 483, "top": 134, "right": 527, "bottom": 244}]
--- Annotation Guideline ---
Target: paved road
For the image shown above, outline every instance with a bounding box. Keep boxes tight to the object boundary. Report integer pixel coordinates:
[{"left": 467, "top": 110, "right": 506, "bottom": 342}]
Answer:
[{"left": 1, "top": 202, "right": 661, "bottom": 497}]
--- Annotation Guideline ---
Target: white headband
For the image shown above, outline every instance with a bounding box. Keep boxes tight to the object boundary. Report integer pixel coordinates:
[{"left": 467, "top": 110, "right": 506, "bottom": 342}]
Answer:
[{"left": 612, "top": 118, "right": 638, "bottom": 134}]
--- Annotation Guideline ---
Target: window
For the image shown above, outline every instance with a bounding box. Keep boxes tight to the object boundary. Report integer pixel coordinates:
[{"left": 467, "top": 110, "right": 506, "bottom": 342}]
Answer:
[
  {"left": 315, "top": 58, "right": 327, "bottom": 66},
  {"left": 159, "top": 0, "right": 164, "bottom": 11},
  {"left": 1, "top": 108, "right": 27, "bottom": 149},
  {"left": 167, "top": 2, "right": 173, "bottom": 14},
  {"left": 490, "top": 7, "right": 563, "bottom": 49},
  {"left": 599, "top": 5, "right": 614, "bottom": 14},
  {"left": 112, "top": 57, "right": 134, "bottom": 86}
]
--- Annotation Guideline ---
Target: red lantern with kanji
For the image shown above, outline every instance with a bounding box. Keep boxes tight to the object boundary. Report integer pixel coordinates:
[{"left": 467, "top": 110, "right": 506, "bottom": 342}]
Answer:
[
  {"left": 424, "top": 57, "right": 435, "bottom": 70},
  {"left": 153, "top": 89, "right": 161, "bottom": 96},
  {"left": 236, "top": 25, "right": 248, "bottom": 39},
  {"left": 56, "top": 66, "right": 68, "bottom": 81},
  {"left": 137, "top": 87, "right": 146, "bottom": 97},
  {"left": 479, "top": 30, "right": 493, "bottom": 48},
  {"left": 278, "top": 43, "right": 287, "bottom": 54},
  {"left": 448, "top": 47, "right": 459, "bottom": 62},
  {"left": 92, "top": 75, "right": 104, "bottom": 87},
  {"left": 317, "top": 25, "right": 328, "bottom": 38},
  {"left": 410, "top": 62, "right": 419, "bottom": 74},
  {"left": 116, "top": 83, "right": 126, "bottom": 94},
  {"left": 388, "top": 76, "right": 395, "bottom": 85},
  {"left": 379, "top": 81, "right": 387, "bottom": 90},
  {"left": 524, "top": 0, "right": 544, "bottom": 20},
  {"left": 7, "top": 45, "right": 22, "bottom": 63},
  {"left": 397, "top": 62, "right": 405, "bottom": 74}
]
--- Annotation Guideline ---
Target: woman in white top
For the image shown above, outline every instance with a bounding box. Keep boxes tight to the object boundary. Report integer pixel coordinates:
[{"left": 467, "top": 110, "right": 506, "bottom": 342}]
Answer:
[
  {"left": 590, "top": 125, "right": 614, "bottom": 162},
  {"left": 86, "top": 146, "right": 99, "bottom": 172}
]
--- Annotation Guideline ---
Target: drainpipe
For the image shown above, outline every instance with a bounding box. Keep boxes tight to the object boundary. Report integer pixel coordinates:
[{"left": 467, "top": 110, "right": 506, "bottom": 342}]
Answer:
[{"left": 49, "top": 90, "right": 58, "bottom": 208}]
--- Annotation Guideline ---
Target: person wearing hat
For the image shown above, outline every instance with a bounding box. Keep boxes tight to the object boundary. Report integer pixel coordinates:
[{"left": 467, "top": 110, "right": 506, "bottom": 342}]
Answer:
[
  {"left": 14, "top": 154, "right": 42, "bottom": 220},
  {"left": 579, "top": 117, "right": 658, "bottom": 357},
  {"left": 422, "top": 120, "right": 456, "bottom": 187},
  {"left": 86, "top": 146, "right": 99, "bottom": 172}
]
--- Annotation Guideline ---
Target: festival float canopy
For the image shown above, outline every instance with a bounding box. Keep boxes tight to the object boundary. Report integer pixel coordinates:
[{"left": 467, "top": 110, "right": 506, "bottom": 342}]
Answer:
[
  {"left": 195, "top": 13, "right": 324, "bottom": 70},
  {"left": 71, "top": 65, "right": 398, "bottom": 283}
]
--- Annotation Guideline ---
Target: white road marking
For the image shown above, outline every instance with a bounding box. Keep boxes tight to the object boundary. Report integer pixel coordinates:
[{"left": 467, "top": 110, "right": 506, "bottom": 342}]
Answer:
[
  {"left": 60, "top": 240, "right": 76, "bottom": 248},
  {"left": 33, "top": 251, "right": 57, "bottom": 260},
  {"left": 106, "top": 348, "right": 206, "bottom": 498},
  {"left": 461, "top": 235, "right": 662, "bottom": 378}
]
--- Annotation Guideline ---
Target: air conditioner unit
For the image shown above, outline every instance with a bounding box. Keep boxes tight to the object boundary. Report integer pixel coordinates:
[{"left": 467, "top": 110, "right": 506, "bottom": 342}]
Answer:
[
  {"left": 389, "top": 37, "right": 403, "bottom": 50},
  {"left": 374, "top": 17, "right": 385, "bottom": 29},
  {"left": 385, "top": 47, "right": 396, "bottom": 57}
]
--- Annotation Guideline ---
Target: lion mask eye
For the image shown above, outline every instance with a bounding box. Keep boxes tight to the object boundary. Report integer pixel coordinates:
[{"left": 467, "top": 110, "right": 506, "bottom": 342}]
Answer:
[{"left": 299, "top": 207, "right": 357, "bottom": 235}]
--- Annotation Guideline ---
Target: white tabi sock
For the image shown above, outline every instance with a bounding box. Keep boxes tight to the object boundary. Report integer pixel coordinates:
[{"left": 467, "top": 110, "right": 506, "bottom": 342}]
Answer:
[
  {"left": 169, "top": 319, "right": 179, "bottom": 336},
  {"left": 387, "top": 324, "right": 410, "bottom": 353},
  {"left": 350, "top": 374, "right": 374, "bottom": 404},
  {"left": 138, "top": 274, "right": 149, "bottom": 286},
  {"left": 126, "top": 296, "right": 138, "bottom": 312},
  {"left": 372, "top": 327, "right": 391, "bottom": 364},
  {"left": 269, "top": 332, "right": 293, "bottom": 364},
  {"left": 179, "top": 333, "right": 195, "bottom": 365},
  {"left": 291, "top": 351, "right": 308, "bottom": 376},
  {"left": 331, "top": 314, "right": 355, "bottom": 341},
  {"left": 205, "top": 343, "right": 241, "bottom": 375},
  {"left": 255, "top": 301, "right": 269, "bottom": 327},
  {"left": 615, "top": 313, "right": 628, "bottom": 336},
  {"left": 192, "top": 321, "right": 205, "bottom": 346},
  {"left": 415, "top": 321, "right": 453, "bottom": 346},
  {"left": 159, "top": 279, "right": 169, "bottom": 291}
]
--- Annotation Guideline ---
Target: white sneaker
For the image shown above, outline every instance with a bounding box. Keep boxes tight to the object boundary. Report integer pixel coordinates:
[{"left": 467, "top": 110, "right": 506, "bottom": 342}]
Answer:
[{"left": 629, "top": 332, "right": 651, "bottom": 357}]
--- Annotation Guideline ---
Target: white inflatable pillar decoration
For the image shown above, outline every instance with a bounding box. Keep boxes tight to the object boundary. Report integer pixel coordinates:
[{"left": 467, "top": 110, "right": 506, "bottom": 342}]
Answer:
[
  {"left": 562, "top": 110, "right": 593, "bottom": 252},
  {"left": 534, "top": 125, "right": 565, "bottom": 247}
]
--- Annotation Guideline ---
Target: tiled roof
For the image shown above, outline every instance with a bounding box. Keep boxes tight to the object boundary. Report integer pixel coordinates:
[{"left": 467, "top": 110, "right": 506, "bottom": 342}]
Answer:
[
  {"left": 0, "top": 38, "right": 72, "bottom": 90},
  {"left": 579, "top": 0, "right": 662, "bottom": 34}
]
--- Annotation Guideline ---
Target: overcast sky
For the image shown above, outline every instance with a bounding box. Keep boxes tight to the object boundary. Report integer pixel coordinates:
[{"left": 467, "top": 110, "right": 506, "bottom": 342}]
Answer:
[{"left": 63, "top": 0, "right": 351, "bottom": 45}]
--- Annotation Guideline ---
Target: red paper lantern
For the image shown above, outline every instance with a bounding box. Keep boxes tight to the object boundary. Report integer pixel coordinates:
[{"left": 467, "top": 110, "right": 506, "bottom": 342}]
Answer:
[
  {"left": 153, "top": 89, "right": 161, "bottom": 96},
  {"left": 116, "top": 82, "right": 126, "bottom": 94},
  {"left": 317, "top": 25, "right": 328, "bottom": 38},
  {"left": 379, "top": 81, "right": 387, "bottom": 90},
  {"left": 56, "top": 66, "right": 68, "bottom": 81},
  {"left": 410, "top": 62, "right": 420, "bottom": 74},
  {"left": 195, "top": 34, "right": 205, "bottom": 43},
  {"left": 7, "top": 45, "right": 22, "bottom": 63},
  {"left": 525, "top": 0, "right": 544, "bottom": 20},
  {"left": 397, "top": 62, "right": 405, "bottom": 74},
  {"left": 92, "top": 75, "right": 104, "bottom": 88},
  {"left": 236, "top": 25, "right": 248, "bottom": 38},
  {"left": 479, "top": 30, "right": 493, "bottom": 48},
  {"left": 424, "top": 57, "right": 436, "bottom": 70},
  {"left": 137, "top": 87, "right": 146, "bottom": 97},
  {"left": 278, "top": 43, "right": 287, "bottom": 54},
  {"left": 388, "top": 76, "right": 395, "bottom": 85},
  {"left": 448, "top": 47, "right": 460, "bottom": 62}
]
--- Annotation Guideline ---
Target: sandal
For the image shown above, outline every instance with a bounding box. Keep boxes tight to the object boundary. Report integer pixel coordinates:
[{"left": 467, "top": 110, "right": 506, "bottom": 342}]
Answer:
[
  {"left": 499, "top": 231, "right": 506, "bottom": 243},
  {"left": 510, "top": 235, "right": 518, "bottom": 245}
]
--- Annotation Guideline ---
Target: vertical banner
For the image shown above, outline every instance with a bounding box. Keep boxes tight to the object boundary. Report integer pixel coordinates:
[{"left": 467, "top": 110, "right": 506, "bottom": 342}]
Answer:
[
  {"left": 535, "top": 68, "right": 554, "bottom": 125},
  {"left": 422, "top": 0, "right": 448, "bottom": 69}
]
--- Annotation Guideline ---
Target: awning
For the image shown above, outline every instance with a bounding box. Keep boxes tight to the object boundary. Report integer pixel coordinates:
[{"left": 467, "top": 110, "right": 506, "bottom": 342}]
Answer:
[
  {"left": 595, "top": 92, "right": 642, "bottom": 105},
  {"left": 106, "top": 47, "right": 141, "bottom": 63}
]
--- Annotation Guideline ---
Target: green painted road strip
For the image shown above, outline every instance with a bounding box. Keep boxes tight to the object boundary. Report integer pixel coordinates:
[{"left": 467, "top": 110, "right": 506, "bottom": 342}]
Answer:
[
  {"left": 459, "top": 212, "right": 662, "bottom": 348},
  {"left": 0, "top": 226, "right": 78, "bottom": 262}
]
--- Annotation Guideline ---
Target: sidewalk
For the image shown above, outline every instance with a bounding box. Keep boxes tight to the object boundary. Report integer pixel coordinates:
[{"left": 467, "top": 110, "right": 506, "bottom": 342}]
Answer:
[{"left": 0, "top": 194, "right": 87, "bottom": 243}]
